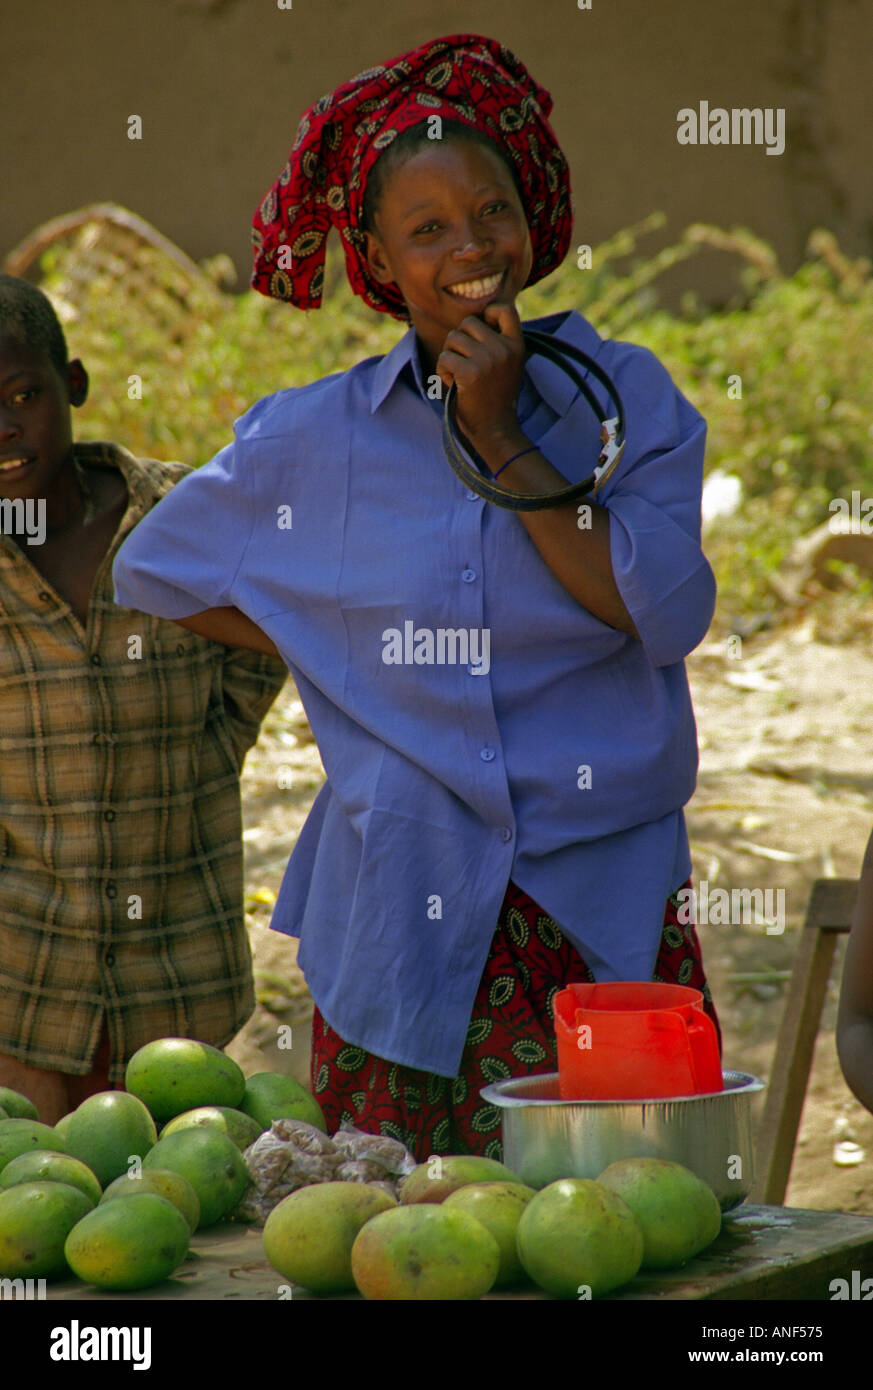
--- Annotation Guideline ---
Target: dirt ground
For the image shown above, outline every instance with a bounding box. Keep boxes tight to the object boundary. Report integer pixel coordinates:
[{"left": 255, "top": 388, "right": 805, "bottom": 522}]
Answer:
[{"left": 226, "top": 595, "right": 873, "bottom": 1216}]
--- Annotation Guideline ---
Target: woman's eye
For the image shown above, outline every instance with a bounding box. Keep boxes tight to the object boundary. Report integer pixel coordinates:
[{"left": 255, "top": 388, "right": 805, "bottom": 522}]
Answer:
[
  {"left": 10, "top": 388, "right": 38, "bottom": 405},
  {"left": 413, "top": 204, "right": 508, "bottom": 235}
]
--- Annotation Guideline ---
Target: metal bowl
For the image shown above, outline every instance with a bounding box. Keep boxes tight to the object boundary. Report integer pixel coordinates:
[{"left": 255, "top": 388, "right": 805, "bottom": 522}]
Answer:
[{"left": 480, "top": 1070, "right": 765, "bottom": 1210}]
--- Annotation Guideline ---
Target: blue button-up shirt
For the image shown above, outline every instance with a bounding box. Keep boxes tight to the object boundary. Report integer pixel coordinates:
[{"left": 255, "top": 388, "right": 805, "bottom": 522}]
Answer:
[{"left": 112, "top": 308, "right": 715, "bottom": 1077}]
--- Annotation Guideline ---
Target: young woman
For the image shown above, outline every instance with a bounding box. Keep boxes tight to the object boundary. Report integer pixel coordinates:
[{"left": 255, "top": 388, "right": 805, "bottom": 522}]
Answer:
[{"left": 112, "top": 34, "right": 720, "bottom": 1160}]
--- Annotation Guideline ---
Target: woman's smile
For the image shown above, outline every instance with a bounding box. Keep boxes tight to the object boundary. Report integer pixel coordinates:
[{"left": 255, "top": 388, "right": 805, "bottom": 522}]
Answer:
[{"left": 444, "top": 269, "right": 505, "bottom": 301}]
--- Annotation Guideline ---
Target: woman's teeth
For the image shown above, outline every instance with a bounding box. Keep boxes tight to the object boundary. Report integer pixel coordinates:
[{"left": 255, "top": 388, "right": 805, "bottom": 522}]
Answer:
[
  {"left": 0, "top": 458, "right": 30, "bottom": 472},
  {"left": 447, "top": 273, "right": 503, "bottom": 300}
]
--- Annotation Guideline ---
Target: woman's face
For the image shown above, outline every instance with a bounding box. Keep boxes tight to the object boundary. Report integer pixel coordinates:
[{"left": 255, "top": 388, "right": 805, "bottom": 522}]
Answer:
[{"left": 364, "top": 137, "right": 534, "bottom": 373}]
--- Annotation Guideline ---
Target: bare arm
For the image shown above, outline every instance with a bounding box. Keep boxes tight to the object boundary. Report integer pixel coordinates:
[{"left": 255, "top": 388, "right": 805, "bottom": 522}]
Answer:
[
  {"left": 836, "top": 825, "right": 873, "bottom": 1113},
  {"left": 174, "top": 605, "right": 282, "bottom": 658}
]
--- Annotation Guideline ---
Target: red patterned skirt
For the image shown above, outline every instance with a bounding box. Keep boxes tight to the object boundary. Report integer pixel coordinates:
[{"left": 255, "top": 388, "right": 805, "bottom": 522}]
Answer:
[{"left": 310, "top": 878, "right": 720, "bottom": 1163}]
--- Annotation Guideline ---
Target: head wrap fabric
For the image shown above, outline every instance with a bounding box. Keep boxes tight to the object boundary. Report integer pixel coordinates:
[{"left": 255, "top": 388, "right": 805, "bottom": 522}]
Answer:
[{"left": 251, "top": 33, "right": 573, "bottom": 320}]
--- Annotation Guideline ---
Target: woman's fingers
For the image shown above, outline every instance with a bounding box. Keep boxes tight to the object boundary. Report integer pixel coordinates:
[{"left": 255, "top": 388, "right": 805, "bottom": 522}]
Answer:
[
  {"left": 441, "top": 308, "right": 523, "bottom": 371},
  {"left": 437, "top": 307, "right": 525, "bottom": 438},
  {"left": 436, "top": 346, "right": 479, "bottom": 390},
  {"left": 482, "top": 301, "right": 523, "bottom": 342},
  {"left": 439, "top": 316, "right": 511, "bottom": 377},
  {"left": 452, "top": 313, "right": 499, "bottom": 344},
  {"left": 441, "top": 319, "right": 492, "bottom": 360}
]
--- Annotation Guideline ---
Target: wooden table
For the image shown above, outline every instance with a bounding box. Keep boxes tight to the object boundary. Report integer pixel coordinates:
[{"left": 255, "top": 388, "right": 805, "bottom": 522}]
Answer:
[{"left": 43, "top": 1204, "right": 873, "bottom": 1301}]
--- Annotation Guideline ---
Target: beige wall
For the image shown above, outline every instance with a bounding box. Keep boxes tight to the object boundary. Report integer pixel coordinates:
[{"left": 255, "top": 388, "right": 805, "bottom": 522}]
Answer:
[{"left": 6, "top": 0, "right": 872, "bottom": 303}]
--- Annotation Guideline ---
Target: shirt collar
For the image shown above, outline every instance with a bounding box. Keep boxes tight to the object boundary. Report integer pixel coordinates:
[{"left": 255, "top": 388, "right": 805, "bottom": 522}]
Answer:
[
  {"left": 370, "top": 328, "right": 421, "bottom": 413},
  {"left": 71, "top": 441, "right": 181, "bottom": 536},
  {"left": 369, "top": 311, "right": 604, "bottom": 420}
]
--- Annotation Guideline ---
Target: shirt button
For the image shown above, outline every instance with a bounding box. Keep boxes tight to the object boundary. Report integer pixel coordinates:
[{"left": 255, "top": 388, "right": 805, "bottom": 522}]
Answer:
[
  {"left": 462, "top": 569, "right": 477, "bottom": 583},
  {"left": 90, "top": 653, "right": 102, "bottom": 666},
  {"left": 480, "top": 747, "right": 495, "bottom": 762},
  {"left": 104, "top": 809, "right": 116, "bottom": 822},
  {"left": 38, "top": 591, "right": 52, "bottom": 602},
  {"left": 105, "top": 881, "right": 118, "bottom": 899},
  {"left": 500, "top": 827, "right": 513, "bottom": 842},
  {"left": 104, "top": 951, "right": 116, "bottom": 966},
  {"left": 176, "top": 644, "right": 186, "bottom": 656}
]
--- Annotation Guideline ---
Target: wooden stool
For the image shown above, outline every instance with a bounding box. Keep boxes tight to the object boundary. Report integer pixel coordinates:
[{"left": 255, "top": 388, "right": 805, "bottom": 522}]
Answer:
[{"left": 751, "top": 877, "right": 857, "bottom": 1205}]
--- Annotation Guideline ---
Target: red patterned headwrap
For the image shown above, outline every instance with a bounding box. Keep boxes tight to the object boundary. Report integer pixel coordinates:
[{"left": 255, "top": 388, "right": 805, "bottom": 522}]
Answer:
[{"left": 251, "top": 33, "right": 573, "bottom": 320}]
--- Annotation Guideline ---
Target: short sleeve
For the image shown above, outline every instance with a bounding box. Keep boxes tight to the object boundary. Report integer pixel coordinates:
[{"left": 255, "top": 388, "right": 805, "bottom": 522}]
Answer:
[
  {"left": 220, "top": 649, "right": 288, "bottom": 771},
  {"left": 112, "top": 443, "right": 252, "bottom": 620},
  {"left": 595, "top": 344, "right": 716, "bottom": 666}
]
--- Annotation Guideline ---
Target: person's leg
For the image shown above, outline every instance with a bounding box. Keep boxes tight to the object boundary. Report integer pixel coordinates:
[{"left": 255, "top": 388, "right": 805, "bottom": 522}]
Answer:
[
  {"left": 0, "top": 1020, "right": 116, "bottom": 1124},
  {"left": 309, "top": 883, "right": 631, "bottom": 1163},
  {"left": 64, "top": 1020, "right": 115, "bottom": 1109},
  {"left": 655, "top": 877, "right": 722, "bottom": 1052},
  {"left": 445, "top": 881, "right": 589, "bottom": 1159},
  {"left": 0, "top": 1051, "right": 70, "bottom": 1126},
  {"left": 309, "top": 1007, "right": 453, "bottom": 1163}
]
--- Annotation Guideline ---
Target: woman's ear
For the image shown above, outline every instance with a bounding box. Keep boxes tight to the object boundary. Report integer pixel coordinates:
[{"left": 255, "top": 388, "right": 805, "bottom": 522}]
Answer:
[{"left": 365, "top": 230, "right": 395, "bottom": 287}]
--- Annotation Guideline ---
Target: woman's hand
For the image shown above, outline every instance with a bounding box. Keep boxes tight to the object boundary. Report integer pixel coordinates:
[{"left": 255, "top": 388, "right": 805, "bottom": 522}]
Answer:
[
  {"left": 436, "top": 302, "right": 526, "bottom": 452},
  {"left": 436, "top": 303, "right": 638, "bottom": 637},
  {"left": 436, "top": 309, "right": 639, "bottom": 638}
]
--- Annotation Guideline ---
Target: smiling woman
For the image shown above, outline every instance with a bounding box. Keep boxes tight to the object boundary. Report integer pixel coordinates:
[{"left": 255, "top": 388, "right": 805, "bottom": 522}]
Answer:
[{"left": 112, "top": 33, "right": 719, "bottom": 1164}]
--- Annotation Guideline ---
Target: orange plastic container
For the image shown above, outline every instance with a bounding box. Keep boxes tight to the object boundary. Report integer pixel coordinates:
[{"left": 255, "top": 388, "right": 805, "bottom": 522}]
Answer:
[{"left": 553, "top": 982, "right": 724, "bottom": 1101}]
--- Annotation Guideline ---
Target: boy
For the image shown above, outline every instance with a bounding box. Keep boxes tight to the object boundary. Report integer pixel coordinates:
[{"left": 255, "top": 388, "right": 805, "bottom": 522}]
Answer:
[{"left": 0, "top": 274, "right": 288, "bottom": 1124}]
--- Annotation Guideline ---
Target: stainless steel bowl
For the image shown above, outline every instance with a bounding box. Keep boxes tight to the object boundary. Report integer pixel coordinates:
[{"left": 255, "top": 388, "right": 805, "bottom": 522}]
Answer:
[{"left": 480, "top": 1070, "right": 765, "bottom": 1210}]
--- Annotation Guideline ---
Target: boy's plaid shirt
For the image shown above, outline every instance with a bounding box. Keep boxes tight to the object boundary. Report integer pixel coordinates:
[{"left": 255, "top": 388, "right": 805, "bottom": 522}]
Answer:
[{"left": 0, "top": 443, "right": 288, "bottom": 1081}]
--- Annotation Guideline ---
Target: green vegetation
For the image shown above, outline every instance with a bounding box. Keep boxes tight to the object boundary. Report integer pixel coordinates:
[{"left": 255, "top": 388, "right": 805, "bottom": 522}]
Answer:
[{"left": 39, "top": 214, "right": 872, "bottom": 623}]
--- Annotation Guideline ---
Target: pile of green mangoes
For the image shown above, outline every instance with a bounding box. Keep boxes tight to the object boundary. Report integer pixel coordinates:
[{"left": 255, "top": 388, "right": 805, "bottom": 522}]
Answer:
[
  {"left": 1, "top": 1036, "right": 725, "bottom": 1300},
  {"left": 262, "top": 1151, "right": 724, "bottom": 1300},
  {"left": 0, "top": 1038, "right": 326, "bottom": 1291}
]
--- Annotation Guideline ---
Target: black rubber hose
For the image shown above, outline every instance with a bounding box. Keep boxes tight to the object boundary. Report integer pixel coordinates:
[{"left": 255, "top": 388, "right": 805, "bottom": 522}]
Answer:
[{"left": 441, "top": 328, "right": 626, "bottom": 512}]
